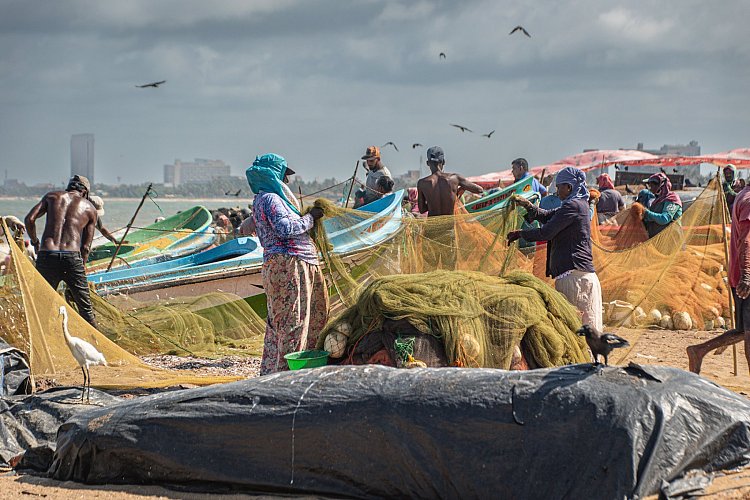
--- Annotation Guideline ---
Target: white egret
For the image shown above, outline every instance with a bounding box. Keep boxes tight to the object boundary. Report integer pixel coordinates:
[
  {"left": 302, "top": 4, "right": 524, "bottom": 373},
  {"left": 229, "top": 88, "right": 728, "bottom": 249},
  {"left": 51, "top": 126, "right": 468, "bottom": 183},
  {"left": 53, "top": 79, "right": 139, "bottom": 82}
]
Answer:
[{"left": 59, "top": 305, "right": 107, "bottom": 402}]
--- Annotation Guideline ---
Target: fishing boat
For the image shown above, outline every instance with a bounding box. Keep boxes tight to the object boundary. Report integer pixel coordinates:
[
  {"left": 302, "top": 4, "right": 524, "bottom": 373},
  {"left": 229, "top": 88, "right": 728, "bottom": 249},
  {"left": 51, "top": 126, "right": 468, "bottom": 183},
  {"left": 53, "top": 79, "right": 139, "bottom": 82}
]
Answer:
[
  {"left": 86, "top": 206, "right": 215, "bottom": 272},
  {"left": 93, "top": 191, "right": 405, "bottom": 315},
  {"left": 464, "top": 175, "right": 535, "bottom": 212},
  {"left": 88, "top": 236, "right": 262, "bottom": 285}
]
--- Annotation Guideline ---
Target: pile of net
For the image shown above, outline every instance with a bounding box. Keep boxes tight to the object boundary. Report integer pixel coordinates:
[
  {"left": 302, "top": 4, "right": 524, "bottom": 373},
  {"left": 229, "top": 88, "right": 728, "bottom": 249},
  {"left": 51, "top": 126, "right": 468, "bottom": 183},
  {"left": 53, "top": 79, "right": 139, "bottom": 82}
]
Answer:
[
  {"left": 91, "top": 291, "right": 265, "bottom": 356},
  {"left": 317, "top": 270, "right": 590, "bottom": 369}
]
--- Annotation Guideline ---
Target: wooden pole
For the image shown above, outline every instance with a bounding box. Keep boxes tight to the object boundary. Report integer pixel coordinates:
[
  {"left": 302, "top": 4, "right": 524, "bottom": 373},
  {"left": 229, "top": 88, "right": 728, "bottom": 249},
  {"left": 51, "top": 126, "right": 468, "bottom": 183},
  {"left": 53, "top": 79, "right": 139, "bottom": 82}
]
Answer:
[
  {"left": 298, "top": 185, "right": 304, "bottom": 210},
  {"left": 344, "top": 160, "right": 359, "bottom": 208},
  {"left": 716, "top": 169, "right": 739, "bottom": 376},
  {"left": 105, "top": 183, "right": 152, "bottom": 272}
]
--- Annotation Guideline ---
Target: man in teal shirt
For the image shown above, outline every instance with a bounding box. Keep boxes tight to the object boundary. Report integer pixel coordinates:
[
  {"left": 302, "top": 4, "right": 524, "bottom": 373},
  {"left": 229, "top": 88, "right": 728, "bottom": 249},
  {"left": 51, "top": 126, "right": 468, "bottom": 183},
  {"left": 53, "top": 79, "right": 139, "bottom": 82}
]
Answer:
[{"left": 641, "top": 173, "right": 682, "bottom": 238}]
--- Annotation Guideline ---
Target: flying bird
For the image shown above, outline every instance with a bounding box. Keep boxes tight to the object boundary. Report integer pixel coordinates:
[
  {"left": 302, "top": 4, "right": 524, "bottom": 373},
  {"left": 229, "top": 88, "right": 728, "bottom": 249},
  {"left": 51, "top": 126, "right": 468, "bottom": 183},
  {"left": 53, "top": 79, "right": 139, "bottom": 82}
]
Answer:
[
  {"left": 660, "top": 167, "right": 667, "bottom": 174},
  {"left": 382, "top": 141, "right": 399, "bottom": 152},
  {"left": 225, "top": 189, "right": 242, "bottom": 196},
  {"left": 482, "top": 130, "right": 495, "bottom": 138},
  {"left": 624, "top": 184, "right": 635, "bottom": 195},
  {"left": 614, "top": 165, "right": 620, "bottom": 170},
  {"left": 412, "top": 143, "right": 424, "bottom": 149},
  {"left": 577, "top": 324, "right": 630, "bottom": 366},
  {"left": 673, "top": 168, "right": 679, "bottom": 173},
  {"left": 509, "top": 26, "right": 531, "bottom": 37},
  {"left": 450, "top": 123, "right": 473, "bottom": 133},
  {"left": 59, "top": 306, "right": 107, "bottom": 403},
  {"left": 624, "top": 166, "right": 629, "bottom": 171},
  {"left": 135, "top": 80, "right": 166, "bottom": 88},
  {"left": 439, "top": 52, "right": 446, "bottom": 59}
]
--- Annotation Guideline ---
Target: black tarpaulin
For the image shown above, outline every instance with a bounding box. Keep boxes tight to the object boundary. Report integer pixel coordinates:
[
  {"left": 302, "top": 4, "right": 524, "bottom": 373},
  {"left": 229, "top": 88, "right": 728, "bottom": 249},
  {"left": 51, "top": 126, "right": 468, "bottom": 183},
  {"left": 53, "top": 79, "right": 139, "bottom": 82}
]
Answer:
[
  {"left": 0, "top": 387, "right": 119, "bottom": 468},
  {"left": 47, "top": 364, "right": 750, "bottom": 498},
  {"left": 0, "top": 340, "right": 31, "bottom": 396}
]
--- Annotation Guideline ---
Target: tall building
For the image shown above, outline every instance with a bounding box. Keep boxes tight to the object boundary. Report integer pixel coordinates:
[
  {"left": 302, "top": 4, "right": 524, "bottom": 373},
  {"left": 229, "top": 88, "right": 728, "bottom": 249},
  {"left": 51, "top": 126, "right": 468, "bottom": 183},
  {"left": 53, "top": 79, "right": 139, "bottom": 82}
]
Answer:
[
  {"left": 164, "top": 158, "right": 231, "bottom": 187},
  {"left": 71, "top": 134, "right": 95, "bottom": 184}
]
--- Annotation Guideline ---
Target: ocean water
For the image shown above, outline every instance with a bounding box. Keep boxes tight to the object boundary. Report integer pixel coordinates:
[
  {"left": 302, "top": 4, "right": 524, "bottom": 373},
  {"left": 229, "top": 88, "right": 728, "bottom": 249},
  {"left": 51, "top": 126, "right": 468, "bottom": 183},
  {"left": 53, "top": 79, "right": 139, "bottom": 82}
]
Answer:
[{"left": 0, "top": 197, "right": 250, "bottom": 234}]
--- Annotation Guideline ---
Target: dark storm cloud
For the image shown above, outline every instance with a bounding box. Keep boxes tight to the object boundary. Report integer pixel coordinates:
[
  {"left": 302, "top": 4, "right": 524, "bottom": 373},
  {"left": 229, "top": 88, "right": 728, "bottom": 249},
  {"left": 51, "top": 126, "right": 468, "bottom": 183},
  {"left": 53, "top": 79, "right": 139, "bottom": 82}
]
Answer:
[{"left": 1, "top": 0, "right": 749, "bottom": 185}]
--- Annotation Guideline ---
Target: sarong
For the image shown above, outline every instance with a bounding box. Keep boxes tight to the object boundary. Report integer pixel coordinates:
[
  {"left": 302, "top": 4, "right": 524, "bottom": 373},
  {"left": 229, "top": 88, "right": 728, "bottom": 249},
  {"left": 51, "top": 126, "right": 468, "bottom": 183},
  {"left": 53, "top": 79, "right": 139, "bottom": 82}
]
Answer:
[
  {"left": 554, "top": 270, "right": 603, "bottom": 331},
  {"left": 260, "top": 253, "right": 329, "bottom": 375}
]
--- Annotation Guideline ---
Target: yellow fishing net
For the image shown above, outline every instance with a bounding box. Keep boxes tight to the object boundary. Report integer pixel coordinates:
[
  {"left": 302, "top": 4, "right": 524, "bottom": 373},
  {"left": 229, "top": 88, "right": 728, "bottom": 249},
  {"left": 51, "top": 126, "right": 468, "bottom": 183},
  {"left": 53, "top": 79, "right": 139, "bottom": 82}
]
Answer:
[{"left": 0, "top": 220, "right": 240, "bottom": 389}]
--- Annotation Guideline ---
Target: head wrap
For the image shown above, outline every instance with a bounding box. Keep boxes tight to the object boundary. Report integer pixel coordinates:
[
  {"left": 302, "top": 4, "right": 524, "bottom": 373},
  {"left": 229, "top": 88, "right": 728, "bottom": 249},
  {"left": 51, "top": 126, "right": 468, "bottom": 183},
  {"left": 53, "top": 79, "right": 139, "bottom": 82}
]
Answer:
[
  {"left": 596, "top": 173, "right": 615, "bottom": 191},
  {"left": 555, "top": 167, "right": 589, "bottom": 201},
  {"left": 245, "top": 153, "right": 301, "bottom": 214},
  {"left": 646, "top": 173, "right": 682, "bottom": 207}
]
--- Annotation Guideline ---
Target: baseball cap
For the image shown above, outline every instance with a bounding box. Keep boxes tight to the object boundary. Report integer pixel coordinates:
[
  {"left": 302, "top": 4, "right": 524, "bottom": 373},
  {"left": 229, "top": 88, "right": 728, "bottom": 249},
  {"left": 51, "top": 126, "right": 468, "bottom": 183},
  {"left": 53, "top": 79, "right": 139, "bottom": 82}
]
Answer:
[
  {"left": 426, "top": 146, "right": 445, "bottom": 163},
  {"left": 68, "top": 175, "right": 91, "bottom": 191},
  {"left": 89, "top": 195, "right": 105, "bottom": 216},
  {"left": 285, "top": 166, "right": 296, "bottom": 176},
  {"left": 361, "top": 146, "right": 380, "bottom": 160}
]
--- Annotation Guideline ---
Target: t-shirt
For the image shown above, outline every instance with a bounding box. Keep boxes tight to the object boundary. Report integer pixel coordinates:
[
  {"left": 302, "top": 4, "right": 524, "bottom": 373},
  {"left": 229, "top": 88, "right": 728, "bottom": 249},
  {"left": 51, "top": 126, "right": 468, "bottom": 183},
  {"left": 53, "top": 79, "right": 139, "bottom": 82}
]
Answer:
[
  {"left": 729, "top": 187, "right": 750, "bottom": 287},
  {"left": 597, "top": 189, "right": 625, "bottom": 215},
  {"left": 363, "top": 166, "right": 392, "bottom": 205}
]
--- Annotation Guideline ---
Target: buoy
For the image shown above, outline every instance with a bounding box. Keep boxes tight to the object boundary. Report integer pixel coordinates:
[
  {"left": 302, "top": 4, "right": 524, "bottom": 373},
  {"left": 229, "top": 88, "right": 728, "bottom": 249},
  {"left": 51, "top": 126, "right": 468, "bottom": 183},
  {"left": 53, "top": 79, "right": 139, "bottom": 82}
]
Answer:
[
  {"left": 324, "top": 331, "right": 348, "bottom": 358},
  {"left": 660, "top": 315, "right": 673, "bottom": 330},
  {"left": 673, "top": 311, "right": 693, "bottom": 330},
  {"left": 648, "top": 309, "right": 662, "bottom": 324}
]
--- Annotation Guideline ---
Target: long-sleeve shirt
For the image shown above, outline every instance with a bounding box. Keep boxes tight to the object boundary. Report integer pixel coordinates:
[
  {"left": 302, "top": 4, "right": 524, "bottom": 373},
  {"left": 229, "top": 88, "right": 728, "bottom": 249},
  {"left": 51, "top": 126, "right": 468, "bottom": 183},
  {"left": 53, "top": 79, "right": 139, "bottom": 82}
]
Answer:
[
  {"left": 643, "top": 200, "right": 682, "bottom": 238},
  {"left": 520, "top": 198, "right": 595, "bottom": 278},
  {"left": 253, "top": 191, "right": 318, "bottom": 264}
]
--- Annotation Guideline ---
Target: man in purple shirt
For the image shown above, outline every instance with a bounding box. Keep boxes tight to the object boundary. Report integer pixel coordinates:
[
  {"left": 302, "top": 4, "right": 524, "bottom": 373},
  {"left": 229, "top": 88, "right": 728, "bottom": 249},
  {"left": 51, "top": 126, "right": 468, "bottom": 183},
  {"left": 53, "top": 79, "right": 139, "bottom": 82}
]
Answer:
[
  {"left": 508, "top": 166, "right": 602, "bottom": 332},
  {"left": 247, "top": 153, "right": 327, "bottom": 375}
]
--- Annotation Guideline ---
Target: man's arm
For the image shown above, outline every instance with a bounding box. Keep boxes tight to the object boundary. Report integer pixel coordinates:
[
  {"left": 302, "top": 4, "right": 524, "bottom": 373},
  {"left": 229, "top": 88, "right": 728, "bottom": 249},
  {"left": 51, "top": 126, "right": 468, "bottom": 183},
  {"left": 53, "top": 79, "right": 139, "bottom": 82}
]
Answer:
[
  {"left": 643, "top": 202, "right": 680, "bottom": 226},
  {"left": 96, "top": 219, "right": 120, "bottom": 244},
  {"left": 24, "top": 196, "right": 48, "bottom": 251},
  {"left": 457, "top": 175, "right": 484, "bottom": 195},
  {"left": 520, "top": 202, "right": 576, "bottom": 242},
  {"left": 80, "top": 215, "right": 96, "bottom": 263},
  {"left": 417, "top": 182, "right": 428, "bottom": 214}
]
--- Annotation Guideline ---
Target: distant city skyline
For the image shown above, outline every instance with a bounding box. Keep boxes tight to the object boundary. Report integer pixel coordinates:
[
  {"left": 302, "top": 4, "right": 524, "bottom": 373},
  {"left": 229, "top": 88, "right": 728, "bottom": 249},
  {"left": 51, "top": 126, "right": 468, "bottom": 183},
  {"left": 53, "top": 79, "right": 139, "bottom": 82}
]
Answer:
[{"left": 1, "top": 1, "right": 748, "bottom": 186}]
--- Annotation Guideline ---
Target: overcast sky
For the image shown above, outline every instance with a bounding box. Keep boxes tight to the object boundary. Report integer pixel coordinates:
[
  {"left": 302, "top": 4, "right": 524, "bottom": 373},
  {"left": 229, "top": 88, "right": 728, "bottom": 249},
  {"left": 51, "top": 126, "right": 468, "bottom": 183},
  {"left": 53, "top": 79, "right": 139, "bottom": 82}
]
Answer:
[{"left": 1, "top": 0, "right": 749, "bottom": 185}]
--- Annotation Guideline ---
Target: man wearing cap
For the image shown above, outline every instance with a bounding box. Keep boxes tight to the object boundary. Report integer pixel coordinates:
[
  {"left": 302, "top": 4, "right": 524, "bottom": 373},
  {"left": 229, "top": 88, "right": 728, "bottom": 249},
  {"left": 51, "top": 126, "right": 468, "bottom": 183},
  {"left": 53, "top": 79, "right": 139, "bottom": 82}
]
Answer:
[
  {"left": 24, "top": 175, "right": 99, "bottom": 327},
  {"left": 508, "top": 167, "right": 602, "bottom": 331},
  {"left": 511, "top": 158, "right": 547, "bottom": 196},
  {"left": 89, "top": 195, "right": 126, "bottom": 245},
  {"left": 358, "top": 146, "right": 393, "bottom": 207},
  {"left": 417, "top": 146, "right": 484, "bottom": 269},
  {"left": 639, "top": 173, "right": 682, "bottom": 238}
]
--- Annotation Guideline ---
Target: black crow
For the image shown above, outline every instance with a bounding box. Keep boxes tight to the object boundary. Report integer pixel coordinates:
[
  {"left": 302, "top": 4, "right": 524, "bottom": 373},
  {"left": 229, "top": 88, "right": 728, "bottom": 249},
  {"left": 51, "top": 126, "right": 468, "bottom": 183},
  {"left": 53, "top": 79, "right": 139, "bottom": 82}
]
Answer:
[
  {"left": 482, "top": 130, "right": 495, "bottom": 138},
  {"left": 382, "top": 141, "right": 399, "bottom": 152},
  {"left": 577, "top": 324, "right": 629, "bottom": 366},
  {"left": 624, "top": 184, "right": 635, "bottom": 195},
  {"left": 450, "top": 123, "right": 473, "bottom": 133},
  {"left": 509, "top": 26, "right": 531, "bottom": 37},
  {"left": 135, "top": 80, "right": 166, "bottom": 88},
  {"left": 412, "top": 143, "right": 424, "bottom": 149},
  {"left": 439, "top": 52, "right": 446, "bottom": 59}
]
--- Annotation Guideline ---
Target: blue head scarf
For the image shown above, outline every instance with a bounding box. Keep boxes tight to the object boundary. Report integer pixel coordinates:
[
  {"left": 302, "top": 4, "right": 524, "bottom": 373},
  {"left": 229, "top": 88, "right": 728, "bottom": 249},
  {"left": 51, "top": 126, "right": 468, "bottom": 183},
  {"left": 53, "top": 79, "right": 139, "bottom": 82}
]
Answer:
[
  {"left": 555, "top": 166, "right": 589, "bottom": 201},
  {"left": 245, "top": 153, "right": 300, "bottom": 214}
]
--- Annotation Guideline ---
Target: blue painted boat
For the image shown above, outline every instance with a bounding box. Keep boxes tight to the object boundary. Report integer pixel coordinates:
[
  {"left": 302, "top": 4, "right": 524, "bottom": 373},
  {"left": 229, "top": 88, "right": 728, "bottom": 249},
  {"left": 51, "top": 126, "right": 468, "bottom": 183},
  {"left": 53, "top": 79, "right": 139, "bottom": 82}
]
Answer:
[
  {"left": 464, "top": 175, "right": 536, "bottom": 212},
  {"left": 88, "top": 236, "right": 262, "bottom": 285},
  {"left": 92, "top": 190, "right": 405, "bottom": 303}
]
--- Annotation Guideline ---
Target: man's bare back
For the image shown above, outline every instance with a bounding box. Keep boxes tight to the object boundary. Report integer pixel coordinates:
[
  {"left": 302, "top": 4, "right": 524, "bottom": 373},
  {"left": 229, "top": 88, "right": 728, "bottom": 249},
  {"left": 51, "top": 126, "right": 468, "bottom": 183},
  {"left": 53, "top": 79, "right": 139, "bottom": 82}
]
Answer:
[
  {"left": 25, "top": 191, "right": 97, "bottom": 261},
  {"left": 417, "top": 172, "right": 484, "bottom": 216}
]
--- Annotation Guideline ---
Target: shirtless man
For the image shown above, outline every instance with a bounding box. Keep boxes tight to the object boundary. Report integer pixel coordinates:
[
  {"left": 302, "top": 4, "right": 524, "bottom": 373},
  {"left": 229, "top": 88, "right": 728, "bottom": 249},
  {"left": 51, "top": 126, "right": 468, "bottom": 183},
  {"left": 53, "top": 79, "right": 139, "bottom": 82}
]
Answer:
[
  {"left": 417, "top": 146, "right": 484, "bottom": 216},
  {"left": 24, "top": 175, "right": 98, "bottom": 327},
  {"left": 417, "top": 146, "right": 483, "bottom": 270}
]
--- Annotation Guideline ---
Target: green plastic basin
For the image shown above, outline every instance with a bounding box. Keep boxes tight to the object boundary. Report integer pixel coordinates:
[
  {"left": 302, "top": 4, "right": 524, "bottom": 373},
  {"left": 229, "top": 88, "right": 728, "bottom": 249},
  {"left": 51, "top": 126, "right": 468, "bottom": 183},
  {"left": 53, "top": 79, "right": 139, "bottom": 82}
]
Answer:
[{"left": 284, "top": 350, "right": 330, "bottom": 370}]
